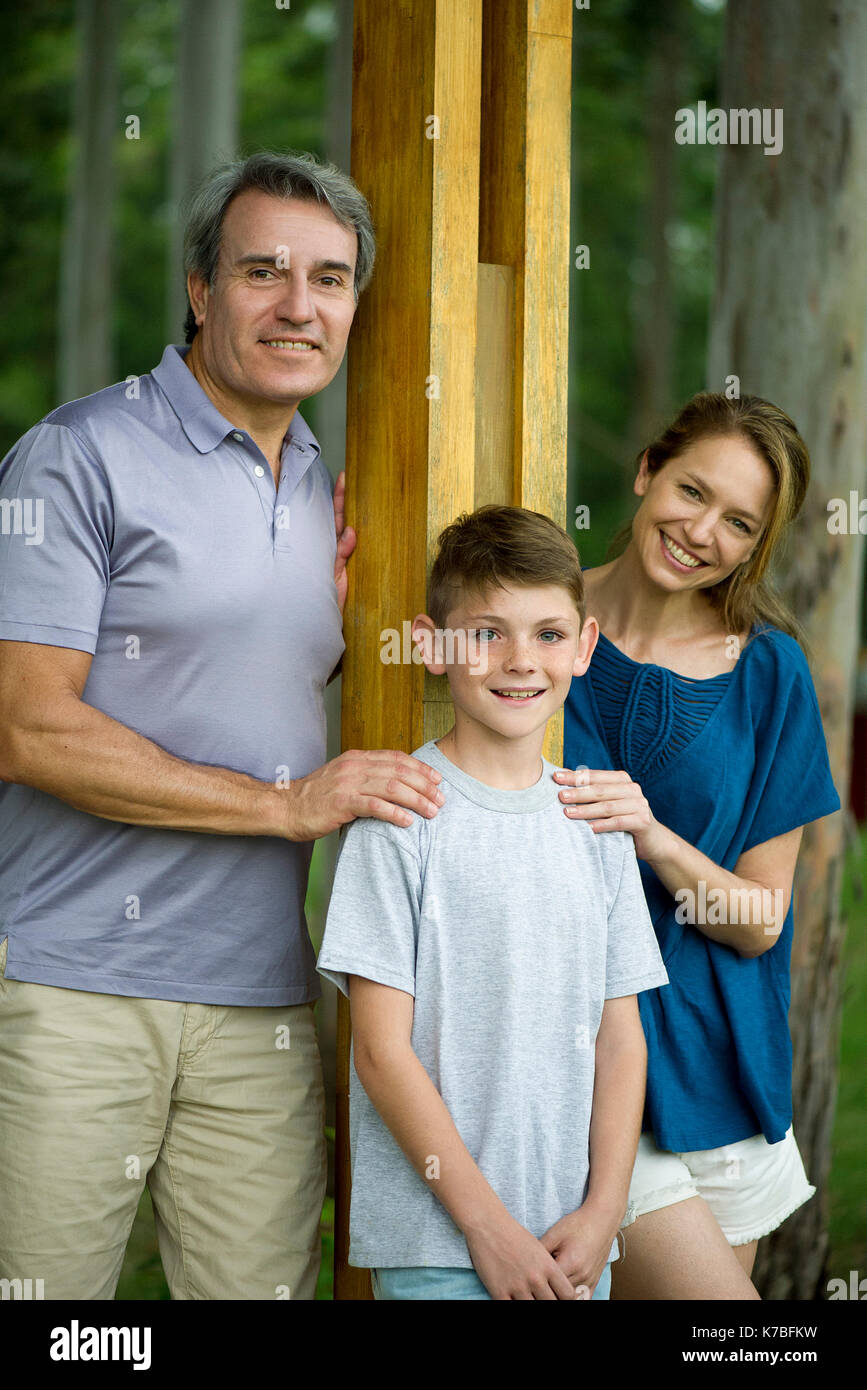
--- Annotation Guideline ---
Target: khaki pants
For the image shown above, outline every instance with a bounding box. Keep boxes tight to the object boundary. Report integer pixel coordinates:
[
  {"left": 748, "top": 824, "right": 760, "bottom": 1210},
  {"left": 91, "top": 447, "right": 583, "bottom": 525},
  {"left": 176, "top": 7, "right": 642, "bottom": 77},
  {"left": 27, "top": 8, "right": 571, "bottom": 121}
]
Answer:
[{"left": 0, "top": 937, "right": 326, "bottom": 1300}]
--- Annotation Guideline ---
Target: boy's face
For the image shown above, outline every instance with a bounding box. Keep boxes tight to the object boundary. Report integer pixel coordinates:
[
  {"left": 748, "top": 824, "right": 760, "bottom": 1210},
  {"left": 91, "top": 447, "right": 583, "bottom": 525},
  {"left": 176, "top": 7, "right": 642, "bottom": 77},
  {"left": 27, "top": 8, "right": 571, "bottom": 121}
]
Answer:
[{"left": 413, "top": 582, "right": 598, "bottom": 749}]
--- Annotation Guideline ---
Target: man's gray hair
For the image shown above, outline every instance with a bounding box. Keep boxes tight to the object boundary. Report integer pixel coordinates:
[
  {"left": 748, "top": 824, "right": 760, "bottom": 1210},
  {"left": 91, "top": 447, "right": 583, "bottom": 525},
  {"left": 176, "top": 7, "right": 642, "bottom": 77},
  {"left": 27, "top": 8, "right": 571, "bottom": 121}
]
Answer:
[{"left": 181, "top": 149, "right": 376, "bottom": 342}]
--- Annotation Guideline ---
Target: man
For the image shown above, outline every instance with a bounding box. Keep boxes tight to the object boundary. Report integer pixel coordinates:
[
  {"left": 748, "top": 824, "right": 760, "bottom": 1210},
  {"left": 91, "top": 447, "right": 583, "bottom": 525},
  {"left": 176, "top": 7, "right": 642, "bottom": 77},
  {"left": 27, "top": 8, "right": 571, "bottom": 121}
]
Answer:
[{"left": 0, "top": 151, "right": 444, "bottom": 1300}]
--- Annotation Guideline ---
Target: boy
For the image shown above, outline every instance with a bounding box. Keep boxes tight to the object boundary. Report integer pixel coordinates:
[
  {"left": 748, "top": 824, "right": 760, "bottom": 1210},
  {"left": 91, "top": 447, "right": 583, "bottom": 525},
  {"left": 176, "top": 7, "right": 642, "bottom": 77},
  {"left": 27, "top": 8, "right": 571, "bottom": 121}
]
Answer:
[{"left": 316, "top": 505, "right": 668, "bottom": 1300}]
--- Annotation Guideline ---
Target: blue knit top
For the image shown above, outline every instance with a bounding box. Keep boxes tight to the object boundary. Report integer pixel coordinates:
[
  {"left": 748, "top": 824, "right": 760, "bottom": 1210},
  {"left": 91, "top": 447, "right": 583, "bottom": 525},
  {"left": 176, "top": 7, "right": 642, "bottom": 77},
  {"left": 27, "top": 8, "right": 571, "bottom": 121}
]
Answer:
[{"left": 564, "top": 623, "right": 840, "bottom": 1151}]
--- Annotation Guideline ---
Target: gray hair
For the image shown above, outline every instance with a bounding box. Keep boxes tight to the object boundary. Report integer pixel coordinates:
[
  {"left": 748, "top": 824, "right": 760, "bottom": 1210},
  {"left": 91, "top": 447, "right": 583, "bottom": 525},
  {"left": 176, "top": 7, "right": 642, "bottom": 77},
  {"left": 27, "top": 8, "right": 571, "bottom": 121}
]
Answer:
[{"left": 181, "top": 149, "right": 376, "bottom": 342}]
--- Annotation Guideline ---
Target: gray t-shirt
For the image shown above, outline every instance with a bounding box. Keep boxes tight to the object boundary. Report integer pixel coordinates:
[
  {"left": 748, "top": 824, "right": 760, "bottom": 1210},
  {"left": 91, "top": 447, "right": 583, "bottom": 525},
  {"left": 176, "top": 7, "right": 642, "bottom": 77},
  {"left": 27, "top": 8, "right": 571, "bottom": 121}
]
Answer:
[{"left": 316, "top": 740, "right": 669, "bottom": 1270}]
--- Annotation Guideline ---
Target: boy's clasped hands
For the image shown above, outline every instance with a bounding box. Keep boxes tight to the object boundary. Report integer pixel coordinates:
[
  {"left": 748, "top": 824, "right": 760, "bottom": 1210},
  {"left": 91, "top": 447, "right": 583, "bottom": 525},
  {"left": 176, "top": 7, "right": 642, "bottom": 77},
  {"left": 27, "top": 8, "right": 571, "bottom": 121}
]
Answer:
[{"left": 466, "top": 1202, "right": 619, "bottom": 1301}]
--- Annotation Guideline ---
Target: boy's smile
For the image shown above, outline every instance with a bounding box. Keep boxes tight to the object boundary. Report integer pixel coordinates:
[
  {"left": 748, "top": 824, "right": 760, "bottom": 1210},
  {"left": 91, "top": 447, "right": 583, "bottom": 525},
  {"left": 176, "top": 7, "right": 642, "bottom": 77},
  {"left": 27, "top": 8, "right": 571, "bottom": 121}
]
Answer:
[
  {"left": 413, "top": 583, "right": 598, "bottom": 788},
  {"left": 491, "top": 687, "right": 546, "bottom": 702}
]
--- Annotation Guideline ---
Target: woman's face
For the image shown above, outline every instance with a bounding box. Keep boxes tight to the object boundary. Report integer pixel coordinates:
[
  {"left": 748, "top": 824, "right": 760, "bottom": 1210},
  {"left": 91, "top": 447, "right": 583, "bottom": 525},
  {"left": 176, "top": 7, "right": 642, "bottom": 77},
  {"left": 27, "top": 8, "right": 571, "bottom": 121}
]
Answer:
[{"left": 631, "top": 433, "right": 777, "bottom": 594}]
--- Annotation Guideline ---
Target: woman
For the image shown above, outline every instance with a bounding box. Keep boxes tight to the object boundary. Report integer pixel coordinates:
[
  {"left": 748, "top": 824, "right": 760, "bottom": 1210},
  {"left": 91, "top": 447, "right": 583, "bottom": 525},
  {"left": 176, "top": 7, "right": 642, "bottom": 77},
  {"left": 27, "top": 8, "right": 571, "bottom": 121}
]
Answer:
[{"left": 558, "top": 392, "right": 840, "bottom": 1299}]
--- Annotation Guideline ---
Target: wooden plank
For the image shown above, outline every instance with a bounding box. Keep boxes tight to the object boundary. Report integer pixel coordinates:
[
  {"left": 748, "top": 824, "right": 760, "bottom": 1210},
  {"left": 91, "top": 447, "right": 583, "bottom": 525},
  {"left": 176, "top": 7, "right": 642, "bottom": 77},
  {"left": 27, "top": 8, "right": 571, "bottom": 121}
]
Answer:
[
  {"left": 336, "top": 0, "right": 572, "bottom": 1300},
  {"left": 338, "top": 0, "right": 482, "bottom": 1300},
  {"left": 479, "top": 0, "right": 572, "bottom": 765},
  {"left": 475, "top": 263, "right": 515, "bottom": 508}
]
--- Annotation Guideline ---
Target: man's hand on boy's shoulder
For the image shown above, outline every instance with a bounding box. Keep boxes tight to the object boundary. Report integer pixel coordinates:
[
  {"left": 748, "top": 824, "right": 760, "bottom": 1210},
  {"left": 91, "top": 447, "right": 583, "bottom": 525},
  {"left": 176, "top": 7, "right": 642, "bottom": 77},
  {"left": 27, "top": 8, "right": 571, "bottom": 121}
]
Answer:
[
  {"left": 539, "top": 1204, "right": 620, "bottom": 1300},
  {"left": 280, "top": 748, "right": 445, "bottom": 841}
]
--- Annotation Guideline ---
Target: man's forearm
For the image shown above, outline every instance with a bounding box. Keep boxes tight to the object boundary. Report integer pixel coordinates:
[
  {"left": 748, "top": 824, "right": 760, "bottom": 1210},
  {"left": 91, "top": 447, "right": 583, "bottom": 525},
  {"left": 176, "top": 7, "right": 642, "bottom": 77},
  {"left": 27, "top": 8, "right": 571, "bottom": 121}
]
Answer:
[
  {"left": 354, "top": 1044, "right": 511, "bottom": 1238},
  {"left": 5, "top": 696, "right": 289, "bottom": 838}
]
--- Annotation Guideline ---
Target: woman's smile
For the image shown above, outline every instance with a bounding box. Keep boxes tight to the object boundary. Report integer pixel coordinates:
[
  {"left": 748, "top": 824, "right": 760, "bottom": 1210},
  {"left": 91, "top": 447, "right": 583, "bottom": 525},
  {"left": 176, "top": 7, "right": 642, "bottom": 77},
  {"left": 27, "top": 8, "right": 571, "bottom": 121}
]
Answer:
[{"left": 659, "top": 529, "right": 709, "bottom": 571}]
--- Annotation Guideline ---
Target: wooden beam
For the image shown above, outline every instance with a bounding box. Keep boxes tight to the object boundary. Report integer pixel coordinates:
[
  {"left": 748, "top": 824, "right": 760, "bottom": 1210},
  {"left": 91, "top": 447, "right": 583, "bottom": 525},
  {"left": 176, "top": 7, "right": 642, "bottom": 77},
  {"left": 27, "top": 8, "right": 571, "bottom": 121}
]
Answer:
[
  {"left": 475, "top": 263, "right": 516, "bottom": 508},
  {"left": 337, "top": 0, "right": 572, "bottom": 1299},
  {"left": 479, "top": 0, "right": 573, "bottom": 763},
  {"left": 339, "top": 0, "right": 482, "bottom": 1300}
]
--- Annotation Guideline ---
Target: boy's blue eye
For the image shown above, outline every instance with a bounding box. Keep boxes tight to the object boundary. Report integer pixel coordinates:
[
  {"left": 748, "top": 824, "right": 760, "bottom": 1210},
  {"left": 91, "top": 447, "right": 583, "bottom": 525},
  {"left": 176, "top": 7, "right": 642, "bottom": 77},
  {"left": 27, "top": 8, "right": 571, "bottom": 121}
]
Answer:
[
  {"left": 476, "top": 629, "right": 497, "bottom": 642},
  {"left": 539, "top": 631, "right": 562, "bottom": 643}
]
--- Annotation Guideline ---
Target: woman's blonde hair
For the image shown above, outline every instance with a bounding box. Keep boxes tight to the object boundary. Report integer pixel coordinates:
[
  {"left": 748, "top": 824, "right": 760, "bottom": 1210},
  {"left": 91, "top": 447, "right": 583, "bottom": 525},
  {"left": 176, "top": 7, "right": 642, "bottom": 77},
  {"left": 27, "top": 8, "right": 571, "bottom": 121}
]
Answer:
[{"left": 608, "top": 392, "right": 811, "bottom": 644}]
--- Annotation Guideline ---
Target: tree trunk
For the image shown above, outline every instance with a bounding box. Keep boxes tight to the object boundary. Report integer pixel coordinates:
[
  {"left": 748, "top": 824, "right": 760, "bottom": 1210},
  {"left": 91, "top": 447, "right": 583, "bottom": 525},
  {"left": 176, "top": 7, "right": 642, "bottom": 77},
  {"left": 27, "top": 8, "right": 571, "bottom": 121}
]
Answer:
[
  {"left": 166, "top": 0, "right": 241, "bottom": 342},
  {"left": 707, "top": 0, "right": 867, "bottom": 1300},
  {"left": 630, "top": 1, "right": 681, "bottom": 453},
  {"left": 58, "top": 0, "right": 119, "bottom": 403}
]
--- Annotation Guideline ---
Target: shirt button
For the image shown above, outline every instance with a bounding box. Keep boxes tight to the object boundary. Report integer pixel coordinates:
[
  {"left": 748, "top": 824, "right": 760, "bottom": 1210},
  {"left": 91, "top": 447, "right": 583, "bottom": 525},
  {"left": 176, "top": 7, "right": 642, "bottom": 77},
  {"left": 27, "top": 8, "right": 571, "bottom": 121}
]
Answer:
[
  {"left": 232, "top": 431, "right": 244, "bottom": 442},
  {"left": 254, "top": 465, "right": 265, "bottom": 477}
]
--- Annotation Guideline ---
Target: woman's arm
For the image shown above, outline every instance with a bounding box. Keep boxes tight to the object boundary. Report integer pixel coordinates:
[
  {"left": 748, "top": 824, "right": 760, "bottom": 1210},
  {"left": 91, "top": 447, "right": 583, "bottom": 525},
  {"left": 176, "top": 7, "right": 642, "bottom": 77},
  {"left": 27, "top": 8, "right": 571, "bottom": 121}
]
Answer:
[
  {"left": 640, "top": 822, "right": 802, "bottom": 958},
  {"left": 554, "top": 768, "right": 803, "bottom": 958}
]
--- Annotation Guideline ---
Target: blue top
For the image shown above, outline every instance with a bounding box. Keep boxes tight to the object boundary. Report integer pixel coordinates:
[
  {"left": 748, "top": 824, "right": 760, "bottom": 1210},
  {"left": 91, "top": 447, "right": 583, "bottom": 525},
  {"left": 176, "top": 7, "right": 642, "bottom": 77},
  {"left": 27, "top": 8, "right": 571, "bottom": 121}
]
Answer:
[
  {"left": 0, "top": 344, "right": 344, "bottom": 1005},
  {"left": 564, "top": 622, "right": 840, "bottom": 1151}
]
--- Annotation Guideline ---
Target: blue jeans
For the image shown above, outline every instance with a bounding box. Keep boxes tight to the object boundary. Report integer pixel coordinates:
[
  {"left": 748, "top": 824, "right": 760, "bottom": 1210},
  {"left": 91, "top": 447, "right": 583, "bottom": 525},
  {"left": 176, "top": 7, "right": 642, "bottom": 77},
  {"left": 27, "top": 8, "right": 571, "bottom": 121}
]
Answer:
[{"left": 371, "top": 1260, "right": 613, "bottom": 1301}]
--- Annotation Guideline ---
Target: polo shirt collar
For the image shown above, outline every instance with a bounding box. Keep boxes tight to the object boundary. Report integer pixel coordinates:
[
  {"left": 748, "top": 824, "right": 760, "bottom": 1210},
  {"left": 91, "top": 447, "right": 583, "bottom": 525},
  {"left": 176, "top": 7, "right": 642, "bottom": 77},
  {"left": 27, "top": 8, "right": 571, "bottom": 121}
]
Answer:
[{"left": 151, "top": 343, "right": 321, "bottom": 461}]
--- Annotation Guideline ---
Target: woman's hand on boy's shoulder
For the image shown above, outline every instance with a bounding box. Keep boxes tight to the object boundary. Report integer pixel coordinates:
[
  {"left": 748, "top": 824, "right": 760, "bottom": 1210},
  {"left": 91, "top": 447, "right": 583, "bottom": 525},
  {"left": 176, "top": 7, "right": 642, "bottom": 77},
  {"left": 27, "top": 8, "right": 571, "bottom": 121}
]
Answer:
[{"left": 553, "top": 766, "right": 671, "bottom": 861}]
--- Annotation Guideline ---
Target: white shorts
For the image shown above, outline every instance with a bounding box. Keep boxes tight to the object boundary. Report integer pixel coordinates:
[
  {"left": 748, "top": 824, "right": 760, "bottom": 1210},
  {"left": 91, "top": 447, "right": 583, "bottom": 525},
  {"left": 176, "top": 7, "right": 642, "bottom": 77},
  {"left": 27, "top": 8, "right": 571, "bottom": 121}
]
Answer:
[{"left": 621, "top": 1127, "right": 816, "bottom": 1247}]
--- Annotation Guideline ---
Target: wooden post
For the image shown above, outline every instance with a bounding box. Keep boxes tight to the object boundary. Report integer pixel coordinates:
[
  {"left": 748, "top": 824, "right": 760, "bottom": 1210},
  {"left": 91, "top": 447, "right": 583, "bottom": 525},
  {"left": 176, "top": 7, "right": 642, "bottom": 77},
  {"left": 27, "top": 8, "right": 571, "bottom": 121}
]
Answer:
[{"left": 336, "top": 0, "right": 573, "bottom": 1300}]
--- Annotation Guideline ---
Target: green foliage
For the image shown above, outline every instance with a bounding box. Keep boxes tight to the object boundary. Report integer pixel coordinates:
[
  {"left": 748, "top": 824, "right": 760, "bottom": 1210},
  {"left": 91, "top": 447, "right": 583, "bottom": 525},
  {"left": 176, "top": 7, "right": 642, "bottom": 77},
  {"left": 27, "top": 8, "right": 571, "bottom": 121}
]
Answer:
[
  {"left": 4, "top": 0, "right": 863, "bottom": 1302},
  {"left": 570, "top": 0, "right": 723, "bottom": 565},
  {"left": 0, "top": 0, "right": 338, "bottom": 452},
  {"left": 0, "top": 0, "right": 76, "bottom": 440},
  {"left": 113, "top": 0, "right": 177, "bottom": 377},
  {"left": 241, "top": 0, "right": 336, "bottom": 158},
  {"left": 827, "top": 825, "right": 867, "bottom": 1280}
]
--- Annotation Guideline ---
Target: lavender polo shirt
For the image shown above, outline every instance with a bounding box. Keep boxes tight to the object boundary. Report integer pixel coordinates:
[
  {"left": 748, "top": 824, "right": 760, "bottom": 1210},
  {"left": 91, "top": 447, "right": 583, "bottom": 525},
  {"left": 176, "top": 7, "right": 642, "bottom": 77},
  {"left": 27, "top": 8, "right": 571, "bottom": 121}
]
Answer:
[{"left": 0, "top": 343, "right": 344, "bottom": 1004}]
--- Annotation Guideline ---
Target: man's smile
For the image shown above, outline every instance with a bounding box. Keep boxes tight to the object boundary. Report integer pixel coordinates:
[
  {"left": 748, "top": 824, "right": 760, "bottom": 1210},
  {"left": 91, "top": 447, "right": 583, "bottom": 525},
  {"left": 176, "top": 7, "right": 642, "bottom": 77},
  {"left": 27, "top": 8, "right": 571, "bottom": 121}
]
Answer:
[{"left": 261, "top": 338, "right": 320, "bottom": 351}]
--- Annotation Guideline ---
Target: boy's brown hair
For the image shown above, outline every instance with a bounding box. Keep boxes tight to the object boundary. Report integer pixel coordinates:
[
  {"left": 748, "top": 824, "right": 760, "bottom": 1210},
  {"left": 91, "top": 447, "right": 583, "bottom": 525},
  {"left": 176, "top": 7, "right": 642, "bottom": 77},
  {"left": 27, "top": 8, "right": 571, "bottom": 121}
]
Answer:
[{"left": 428, "top": 504, "right": 585, "bottom": 630}]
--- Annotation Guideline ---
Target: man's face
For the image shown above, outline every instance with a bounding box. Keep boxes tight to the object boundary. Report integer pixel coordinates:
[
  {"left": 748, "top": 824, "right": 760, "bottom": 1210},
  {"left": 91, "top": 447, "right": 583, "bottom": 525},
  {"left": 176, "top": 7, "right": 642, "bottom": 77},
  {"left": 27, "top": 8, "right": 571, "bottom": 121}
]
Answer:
[{"left": 188, "top": 189, "right": 359, "bottom": 409}]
